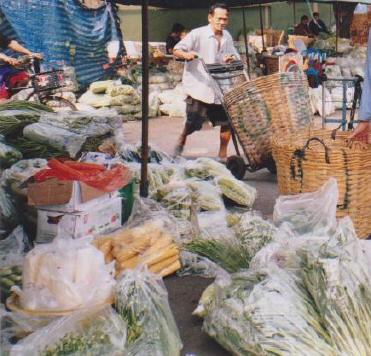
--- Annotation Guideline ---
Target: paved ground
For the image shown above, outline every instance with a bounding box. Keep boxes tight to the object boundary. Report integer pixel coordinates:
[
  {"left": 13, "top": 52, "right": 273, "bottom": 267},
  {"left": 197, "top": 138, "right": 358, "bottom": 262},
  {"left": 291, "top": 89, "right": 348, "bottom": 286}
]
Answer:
[{"left": 123, "top": 117, "right": 279, "bottom": 356}]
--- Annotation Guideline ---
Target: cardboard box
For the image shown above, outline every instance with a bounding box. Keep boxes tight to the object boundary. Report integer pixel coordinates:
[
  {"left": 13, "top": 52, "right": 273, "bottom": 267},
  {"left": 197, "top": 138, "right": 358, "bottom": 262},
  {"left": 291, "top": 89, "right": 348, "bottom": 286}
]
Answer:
[
  {"left": 28, "top": 179, "right": 116, "bottom": 212},
  {"left": 36, "top": 197, "right": 122, "bottom": 243}
]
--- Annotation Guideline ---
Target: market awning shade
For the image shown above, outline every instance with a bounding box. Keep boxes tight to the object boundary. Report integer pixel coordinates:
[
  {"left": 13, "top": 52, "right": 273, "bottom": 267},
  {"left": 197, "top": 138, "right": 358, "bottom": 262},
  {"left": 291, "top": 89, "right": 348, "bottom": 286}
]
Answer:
[{"left": 117, "top": 0, "right": 371, "bottom": 7}]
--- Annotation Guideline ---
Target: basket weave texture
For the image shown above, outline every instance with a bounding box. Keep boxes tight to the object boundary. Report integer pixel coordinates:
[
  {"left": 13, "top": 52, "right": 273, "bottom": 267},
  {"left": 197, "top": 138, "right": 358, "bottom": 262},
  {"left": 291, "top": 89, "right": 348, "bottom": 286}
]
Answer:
[
  {"left": 272, "top": 129, "right": 371, "bottom": 238},
  {"left": 223, "top": 71, "right": 312, "bottom": 169}
]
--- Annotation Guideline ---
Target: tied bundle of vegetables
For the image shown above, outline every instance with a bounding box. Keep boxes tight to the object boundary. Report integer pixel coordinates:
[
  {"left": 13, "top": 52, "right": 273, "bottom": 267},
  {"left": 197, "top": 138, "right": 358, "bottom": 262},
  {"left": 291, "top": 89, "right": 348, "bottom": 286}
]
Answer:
[
  {"left": 33, "top": 159, "right": 132, "bottom": 193},
  {"left": 184, "top": 157, "right": 231, "bottom": 179},
  {"left": 216, "top": 176, "right": 256, "bottom": 207},
  {"left": 115, "top": 268, "right": 182, "bottom": 356},
  {"left": 93, "top": 219, "right": 181, "bottom": 277}
]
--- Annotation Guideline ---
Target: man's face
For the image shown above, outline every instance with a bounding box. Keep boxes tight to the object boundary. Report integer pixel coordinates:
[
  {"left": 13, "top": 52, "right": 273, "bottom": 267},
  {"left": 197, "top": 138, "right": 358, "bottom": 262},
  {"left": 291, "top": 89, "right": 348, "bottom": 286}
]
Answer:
[
  {"left": 302, "top": 18, "right": 308, "bottom": 25},
  {"left": 208, "top": 8, "right": 229, "bottom": 32},
  {"left": 314, "top": 14, "right": 319, "bottom": 20}
]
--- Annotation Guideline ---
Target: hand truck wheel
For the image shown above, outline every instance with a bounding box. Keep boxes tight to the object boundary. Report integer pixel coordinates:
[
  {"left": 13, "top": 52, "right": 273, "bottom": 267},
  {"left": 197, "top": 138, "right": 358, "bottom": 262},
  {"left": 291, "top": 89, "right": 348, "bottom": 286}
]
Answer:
[
  {"left": 265, "top": 157, "right": 277, "bottom": 175},
  {"left": 226, "top": 155, "right": 246, "bottom": 180}
]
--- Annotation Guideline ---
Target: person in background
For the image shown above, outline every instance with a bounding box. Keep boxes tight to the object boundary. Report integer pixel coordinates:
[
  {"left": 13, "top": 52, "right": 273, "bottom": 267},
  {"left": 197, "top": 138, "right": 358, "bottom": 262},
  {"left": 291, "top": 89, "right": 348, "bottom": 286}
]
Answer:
[
  {"left": 309, "top": 12, "right": 330, "bottom": 36},
  {"left": 166, "top": 23, "right": 186, "bottom": 55},
  {"left": 294, "top": 15, "right": 312, "bottom": 36},
  {"left": 349, "top": 29, "right": 371, "bottom": 143},
  {"left": 173, "top": 3, "right": 239, "bottom": 161},
  {"left": 0, "top": 33, "right": 43, "bottom": 99}
]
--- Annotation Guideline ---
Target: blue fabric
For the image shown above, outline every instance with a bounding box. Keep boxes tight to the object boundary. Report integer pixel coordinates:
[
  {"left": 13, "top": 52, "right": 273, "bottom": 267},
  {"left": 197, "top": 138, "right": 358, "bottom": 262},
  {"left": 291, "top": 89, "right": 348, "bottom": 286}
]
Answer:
[
  {"left": 359, "top": 30, "right": 371, "bottom": 121},
  {"left": 0, "top": 0, "right": 122, "bottom": 86}
]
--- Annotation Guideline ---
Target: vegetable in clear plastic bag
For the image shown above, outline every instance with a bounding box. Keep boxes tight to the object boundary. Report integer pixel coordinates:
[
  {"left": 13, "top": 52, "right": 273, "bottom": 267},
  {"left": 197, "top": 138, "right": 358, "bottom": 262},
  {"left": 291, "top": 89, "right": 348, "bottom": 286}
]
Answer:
[
  {"left": 184, "top": 157, "right": 231, "bottom": 179},
  {"left": 0, "top": 137, "right": 22, "bottom": 169},
  {"left": 10, "top": 306, "right": 127, "bottom": 356},
  {"left": 115, "top": 268, "right": 182, "bottom": 356},
  {"left": 273, "top": 178, "right": 338, "bottom": 236},
  {"left": 13, "top": 237, "right": 116, "bottom": 311}
]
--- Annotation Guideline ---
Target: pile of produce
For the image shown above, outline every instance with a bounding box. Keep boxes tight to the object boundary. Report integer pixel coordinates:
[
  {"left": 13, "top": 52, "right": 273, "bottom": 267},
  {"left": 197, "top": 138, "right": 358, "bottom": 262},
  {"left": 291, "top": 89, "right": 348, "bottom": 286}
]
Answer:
[
  {"left": 194, "top": 179, "right": 371, "bottom": 355},
  {"left": 115, "top": 268, "right": 182, "bottom": 356},
  {"left": 0, "top": 101, "right": 123, "bottom": 160},
  {"left": 157, "top": 85, "right": 186, "bottom": 117},
  {"left": 93, "top": 219, "right": 181, "bottom": 277}
]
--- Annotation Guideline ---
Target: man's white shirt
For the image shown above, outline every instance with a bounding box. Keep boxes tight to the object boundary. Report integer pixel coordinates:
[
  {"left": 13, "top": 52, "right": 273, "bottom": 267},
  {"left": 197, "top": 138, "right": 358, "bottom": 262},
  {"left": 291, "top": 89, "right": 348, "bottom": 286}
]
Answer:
[{"left": 174, "top": 25, "right": 239, "bottom": 104}]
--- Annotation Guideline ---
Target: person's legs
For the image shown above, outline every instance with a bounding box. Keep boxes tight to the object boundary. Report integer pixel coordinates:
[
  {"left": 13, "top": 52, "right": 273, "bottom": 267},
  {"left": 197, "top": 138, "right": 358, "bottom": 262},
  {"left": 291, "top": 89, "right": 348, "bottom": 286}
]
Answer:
[
  {"left": 219, "top": 125, "right": 231, "bottom": 160},
  {"left": 174, "top": 97, "right": 205, "bottom": 156}
]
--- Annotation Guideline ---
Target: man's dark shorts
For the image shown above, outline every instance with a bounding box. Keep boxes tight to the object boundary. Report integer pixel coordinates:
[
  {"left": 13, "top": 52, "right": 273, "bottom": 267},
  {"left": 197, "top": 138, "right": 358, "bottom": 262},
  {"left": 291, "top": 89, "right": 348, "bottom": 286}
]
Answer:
[{"left": 185, "top": 96, "right": 229, "bottom": 135}]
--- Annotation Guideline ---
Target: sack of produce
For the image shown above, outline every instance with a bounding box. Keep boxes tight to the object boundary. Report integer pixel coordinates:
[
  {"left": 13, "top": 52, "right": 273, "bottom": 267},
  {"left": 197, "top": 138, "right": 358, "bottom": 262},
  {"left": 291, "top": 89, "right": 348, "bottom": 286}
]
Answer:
[
  {"left": 115, "top": 268, "right": 182, "bottom": 356},
  {"left": 117, "top": 104, "right": 142, "bottom": 115},
  {"left": 107, "top": 85, "right": 136, "bottom": 97},
  {"left": 23, "top": 123, "right": 85, "bottom": 158},
  {"left": 93, "top": 218, "right": 181, "bottom": 277},
  {"left": 159, "top": 102, "right": 186, "bottom": 117},
  {"left": 90, "top": 80, "right": 114, "bottom": 94},
  {"left": 11, "top": 306, "right": 127, "bottom": 356},
  {"left": 78, "top": 91, "right": 111, "bottom": 108},
  {"left": 0, "top": 110, "right": 41, "bottom": 139},
  {"left": 186, "top": 179, "right": 224, "bottom": 212},
  {"left": 12, "top": 237, "right": 116, "bottom": 311},
  {"left": 110, "top": 93, "right": 141, "bottom": 106},
  {"left": 273, "top": 178, "right": 338, "bottom": 236},
  {"left": 184, "top": 157, "right": 231, "bottom": 180},
  {"left": 0, "top": 138, "right": 22, "bottom": 169}
]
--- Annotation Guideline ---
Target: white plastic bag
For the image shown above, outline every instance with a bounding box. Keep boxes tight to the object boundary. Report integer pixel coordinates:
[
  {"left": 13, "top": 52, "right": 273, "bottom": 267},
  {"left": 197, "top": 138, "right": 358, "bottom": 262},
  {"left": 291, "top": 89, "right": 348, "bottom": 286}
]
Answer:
[
  {"left": 273, "top": 178, "right": 339, "bottom": 236},
  {"left": 13, "top": 237, "right": 116, "bottom": 311},
  {"left": 10, "top": 306, "right": 127, "bottom": 356},
  {"left": 115, "top": 268, "right": 182, "bottom": 356}
]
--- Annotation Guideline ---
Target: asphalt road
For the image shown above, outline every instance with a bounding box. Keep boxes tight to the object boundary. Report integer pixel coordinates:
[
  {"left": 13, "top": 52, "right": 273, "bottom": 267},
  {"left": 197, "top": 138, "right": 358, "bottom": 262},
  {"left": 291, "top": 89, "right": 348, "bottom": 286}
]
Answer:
[{"left": 123, "top": 117, "right": 279, "bottom": 356}]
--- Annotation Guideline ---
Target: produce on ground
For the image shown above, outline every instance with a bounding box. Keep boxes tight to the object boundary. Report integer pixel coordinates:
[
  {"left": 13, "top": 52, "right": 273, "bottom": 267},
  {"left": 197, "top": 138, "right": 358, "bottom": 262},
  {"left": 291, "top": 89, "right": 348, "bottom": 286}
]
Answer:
[
  {"left": 216, "top": 176, "right": 256, "bottom": 207},
  {"left": 115, "top": 268, "right": 182, "bottom": 356},
  {"left": 93, "top": 219, "right": 181, "bottom": 277},
  {"left": 196, "top": 179, "right": 371, "bottom": 356},
  {"left": 184, "top": 157, "right": 232, "bottom": 179},
  {"left": 0, "top": 137, "right": 23, "bottom": 169},
  {"left": 11, "top": 306, "right": 127, "bottom": 356},
  {"left": 186, "top": 179, "right": 224, "bottom": 212}
]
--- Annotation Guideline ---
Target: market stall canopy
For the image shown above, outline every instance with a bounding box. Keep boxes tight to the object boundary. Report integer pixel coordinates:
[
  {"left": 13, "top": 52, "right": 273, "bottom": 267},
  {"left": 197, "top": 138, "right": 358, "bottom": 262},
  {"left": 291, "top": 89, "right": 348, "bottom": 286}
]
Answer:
[{"left": 117, "top": 0, "right": 371, "bottom": 6}]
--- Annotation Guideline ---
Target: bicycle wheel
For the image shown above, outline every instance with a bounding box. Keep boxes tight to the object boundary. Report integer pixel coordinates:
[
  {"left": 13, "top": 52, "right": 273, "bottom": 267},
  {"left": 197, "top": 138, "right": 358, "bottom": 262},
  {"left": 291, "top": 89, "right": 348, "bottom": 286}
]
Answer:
[{"left": 27, "top": 92, "right": 77, "bottom": 111}]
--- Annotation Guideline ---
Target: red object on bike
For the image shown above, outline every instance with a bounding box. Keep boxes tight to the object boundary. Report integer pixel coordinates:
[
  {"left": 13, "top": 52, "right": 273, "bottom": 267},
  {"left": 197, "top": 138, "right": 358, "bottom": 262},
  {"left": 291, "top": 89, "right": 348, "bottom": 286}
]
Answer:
[
  {"left": 34, "top": 159, "right": 131, "bottom": 193},
  {"left": 0, "top": 84, "right": 9, "bottom": 99},
  {"left": 9, "top": 71, "right": 29, "bottom": 89}
]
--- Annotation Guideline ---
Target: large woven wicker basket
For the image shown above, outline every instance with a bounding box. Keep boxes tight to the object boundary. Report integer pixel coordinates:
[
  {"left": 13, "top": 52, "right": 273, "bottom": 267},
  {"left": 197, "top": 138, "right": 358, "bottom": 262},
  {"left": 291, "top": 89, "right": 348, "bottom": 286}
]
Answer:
[
  {"left": 272, "top": 129, "right": 371, "bottom": 238},
  {"left": 223, "top": 71, "right": 312, "bottom": 169}
]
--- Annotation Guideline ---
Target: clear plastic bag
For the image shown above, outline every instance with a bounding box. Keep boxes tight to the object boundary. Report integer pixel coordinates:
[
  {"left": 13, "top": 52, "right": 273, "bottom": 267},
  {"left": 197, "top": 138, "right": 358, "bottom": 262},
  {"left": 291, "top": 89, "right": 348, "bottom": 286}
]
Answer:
[
  {"left": 93, "top": 198, "right": 182, "bottom": 277},
  {"left": 184, "top": 157, "right": 231, "bottom": 180},
  {"left": 273, "top": 178, "right": 338, "bottom": 236},
  {"left": 13, "top": 237, "right": 116, "bottom": 311},
  {"left": 115, "top": 267, "right": 182, "bottom": 356},
  {"left": 10, "top": 306, "right": 127, "bottom": 356}
]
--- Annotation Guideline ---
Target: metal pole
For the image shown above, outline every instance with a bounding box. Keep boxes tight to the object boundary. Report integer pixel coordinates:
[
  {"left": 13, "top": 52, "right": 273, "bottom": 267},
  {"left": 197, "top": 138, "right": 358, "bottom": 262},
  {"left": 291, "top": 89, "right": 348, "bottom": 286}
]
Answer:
[
  {"left": 293, "top": 0, "right": 296, "bottom": 26},
  {"left": 335, "top": 1, "right": 339, "bottom": 54},
  {"left": 242, "top": 7, "right": 251, "bottom": 76},
  {"left": 140, "top": 0, "right": 149, "bottom": 197},
  {"left": 259, "top": 5, "right": 265, "bottom": 50}
]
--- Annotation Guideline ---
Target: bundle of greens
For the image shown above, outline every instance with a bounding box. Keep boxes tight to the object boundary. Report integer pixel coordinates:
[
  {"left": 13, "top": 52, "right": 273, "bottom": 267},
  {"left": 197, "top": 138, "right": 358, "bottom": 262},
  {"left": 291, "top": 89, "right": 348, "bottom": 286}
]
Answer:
[
  {"left": 0, "top": 101, "right": 53, "bottom": 113},
  {"left": 0, "top": 110, "right": 40, "bottom": 138},
  {"left": 186, "top": 179, "right": 224, "bottom": 212},
  {"left": 152, "top": 181, "right": 194, "bottom": 220},
  {"left": 11, "top": 306, "right": 127, "bottom": 356},
  {"left": 216, "top": 176, "right": 256, "bottom": 207},
  {"left": 184, "top": 157, "right": 231, "bottom": 179},
  {"left": 115, "top": 268, "right": 182, "bottom": 356}
]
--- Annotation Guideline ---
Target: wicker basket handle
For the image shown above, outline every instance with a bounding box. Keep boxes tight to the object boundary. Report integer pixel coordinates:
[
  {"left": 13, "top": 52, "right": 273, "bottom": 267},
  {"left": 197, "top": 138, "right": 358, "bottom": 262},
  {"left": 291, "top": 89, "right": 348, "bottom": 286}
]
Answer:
[{"left": 290, "top": 137, "right": 330, "bottom": 184}]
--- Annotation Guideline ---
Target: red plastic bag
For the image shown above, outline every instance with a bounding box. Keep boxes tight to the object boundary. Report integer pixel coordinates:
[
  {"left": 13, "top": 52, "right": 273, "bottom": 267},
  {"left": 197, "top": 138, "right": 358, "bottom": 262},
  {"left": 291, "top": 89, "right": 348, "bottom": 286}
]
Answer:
[{"left": 34, "top": 159, "right": 131, "bottom": 193}]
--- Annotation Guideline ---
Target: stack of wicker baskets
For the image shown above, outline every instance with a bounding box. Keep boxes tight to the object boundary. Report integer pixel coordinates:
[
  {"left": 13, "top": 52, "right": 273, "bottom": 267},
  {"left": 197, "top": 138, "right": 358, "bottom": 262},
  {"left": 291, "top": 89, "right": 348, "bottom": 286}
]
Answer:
[
  {"left": 223, "top": 70, "right": 312, "bottom": 169},
  {"left": 272, "top": 129, "right": 371, "bottom": 238}
]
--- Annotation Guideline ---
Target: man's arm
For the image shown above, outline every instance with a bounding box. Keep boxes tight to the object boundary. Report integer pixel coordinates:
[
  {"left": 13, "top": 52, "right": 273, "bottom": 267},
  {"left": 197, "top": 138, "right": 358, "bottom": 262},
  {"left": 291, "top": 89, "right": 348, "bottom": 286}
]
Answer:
[
  {"left": 8, "top": 40, "right": 42, "bottom": 59},
  {"left": 173, "top": 31, "right": 197, "bottom": 61}
]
